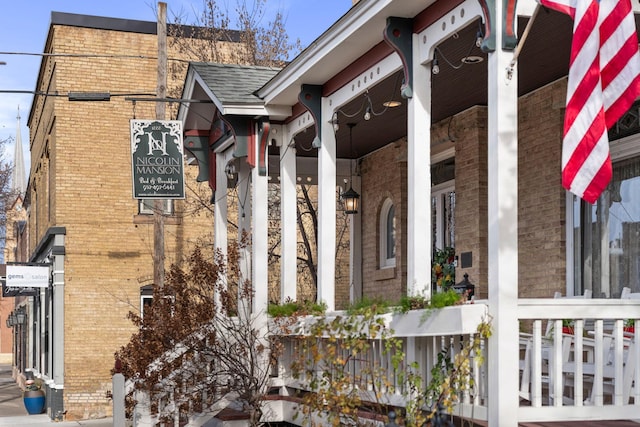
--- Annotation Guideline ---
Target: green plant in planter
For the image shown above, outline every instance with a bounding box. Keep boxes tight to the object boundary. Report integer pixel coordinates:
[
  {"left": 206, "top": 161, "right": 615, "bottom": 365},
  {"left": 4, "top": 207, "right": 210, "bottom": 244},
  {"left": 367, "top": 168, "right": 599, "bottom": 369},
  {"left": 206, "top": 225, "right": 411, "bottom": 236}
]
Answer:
[
  {"left": 624, "top": 319, "right": 635, "bottom": 332},
  {"left": 562, "top": 319, "right": 574, "bottom": 334},
  {"left": 394, "top": 294, "right": 429, "bottom": 313},
  {"left": 24, "top": 379, "right": 42, "bottom": 391},
  {"left": 267, "top": 298, "right": 326, "bottom": 317},
  {"left": 289, "top": 290, "right": 491, "bottom": 426},
  {"left": 346, "top": 296, "right": 391, "bottom": 315}
]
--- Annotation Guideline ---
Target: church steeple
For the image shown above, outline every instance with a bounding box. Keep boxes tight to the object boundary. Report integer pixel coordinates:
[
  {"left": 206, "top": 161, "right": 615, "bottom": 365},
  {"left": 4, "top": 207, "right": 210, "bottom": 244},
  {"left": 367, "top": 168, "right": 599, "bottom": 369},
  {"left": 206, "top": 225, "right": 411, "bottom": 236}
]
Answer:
[{"left": 12, "top": 106, "right": 26, "bottom": 196}]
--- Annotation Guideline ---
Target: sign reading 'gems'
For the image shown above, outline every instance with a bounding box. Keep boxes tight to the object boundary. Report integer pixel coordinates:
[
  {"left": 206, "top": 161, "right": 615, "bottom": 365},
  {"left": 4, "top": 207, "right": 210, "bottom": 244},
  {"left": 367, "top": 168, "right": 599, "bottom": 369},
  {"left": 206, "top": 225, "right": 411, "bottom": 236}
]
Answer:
[{"left": 131, "top": 120, "right": 185, "bottom": 199}]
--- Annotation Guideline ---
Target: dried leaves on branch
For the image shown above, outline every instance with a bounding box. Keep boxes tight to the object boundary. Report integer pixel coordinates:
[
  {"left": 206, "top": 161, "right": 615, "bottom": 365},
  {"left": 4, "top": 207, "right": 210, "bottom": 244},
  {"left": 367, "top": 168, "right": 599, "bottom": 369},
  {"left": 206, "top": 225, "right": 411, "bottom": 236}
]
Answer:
[
  {"left": 114, "top": 238, "right": 278, "bottom": 426},
  {"left": 169, "top": 0, "right": 300, "bottom": 67}
]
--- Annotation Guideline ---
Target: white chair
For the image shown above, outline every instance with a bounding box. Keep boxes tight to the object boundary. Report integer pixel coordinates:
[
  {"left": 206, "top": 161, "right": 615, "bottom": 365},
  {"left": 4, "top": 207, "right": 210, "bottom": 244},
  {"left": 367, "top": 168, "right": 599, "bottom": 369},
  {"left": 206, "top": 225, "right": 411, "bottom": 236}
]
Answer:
[
  {"left": 621, "top": 286, "right": 640, "bottom": 299},
  {"left": 519, "top": 290, "right": 593, "bottom": 404}
]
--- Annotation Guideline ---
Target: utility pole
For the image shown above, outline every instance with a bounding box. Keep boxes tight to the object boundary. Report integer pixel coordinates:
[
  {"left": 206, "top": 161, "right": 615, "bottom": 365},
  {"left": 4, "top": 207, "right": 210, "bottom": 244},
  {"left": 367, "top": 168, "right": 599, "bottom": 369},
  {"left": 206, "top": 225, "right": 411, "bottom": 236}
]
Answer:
[{"left": 154, "top": 2, "right": 167, "bottom": 288}]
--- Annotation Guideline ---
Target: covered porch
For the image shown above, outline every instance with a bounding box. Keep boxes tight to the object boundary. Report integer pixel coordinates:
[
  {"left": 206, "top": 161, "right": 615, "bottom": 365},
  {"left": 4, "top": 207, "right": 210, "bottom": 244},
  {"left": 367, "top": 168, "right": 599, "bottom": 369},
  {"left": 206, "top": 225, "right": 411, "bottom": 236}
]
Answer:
[{"left": 176, "top": 0, "right": 640, "bottom": 425}]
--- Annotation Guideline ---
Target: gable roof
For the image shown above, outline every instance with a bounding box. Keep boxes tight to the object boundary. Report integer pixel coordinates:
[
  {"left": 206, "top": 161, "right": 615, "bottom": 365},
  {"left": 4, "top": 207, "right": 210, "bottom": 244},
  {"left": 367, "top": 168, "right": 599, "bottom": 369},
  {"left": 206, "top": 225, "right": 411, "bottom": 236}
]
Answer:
[{"left": 190, "top": 62, "right": 280, "bottom": 106}]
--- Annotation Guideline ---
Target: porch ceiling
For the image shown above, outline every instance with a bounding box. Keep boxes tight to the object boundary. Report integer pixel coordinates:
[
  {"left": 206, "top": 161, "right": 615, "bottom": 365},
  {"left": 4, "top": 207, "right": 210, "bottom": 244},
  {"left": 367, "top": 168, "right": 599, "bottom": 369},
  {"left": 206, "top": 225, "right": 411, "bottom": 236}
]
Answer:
[{"left": 289, "top": 8, "right": 578, "bottom": 160}]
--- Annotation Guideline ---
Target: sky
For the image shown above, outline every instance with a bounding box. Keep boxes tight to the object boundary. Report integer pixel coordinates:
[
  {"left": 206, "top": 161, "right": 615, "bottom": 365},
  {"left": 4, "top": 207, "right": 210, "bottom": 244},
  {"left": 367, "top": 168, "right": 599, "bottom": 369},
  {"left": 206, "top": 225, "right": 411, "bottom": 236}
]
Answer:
[{"left": 0, "top": 0, "right": 352, "bottom": 178}]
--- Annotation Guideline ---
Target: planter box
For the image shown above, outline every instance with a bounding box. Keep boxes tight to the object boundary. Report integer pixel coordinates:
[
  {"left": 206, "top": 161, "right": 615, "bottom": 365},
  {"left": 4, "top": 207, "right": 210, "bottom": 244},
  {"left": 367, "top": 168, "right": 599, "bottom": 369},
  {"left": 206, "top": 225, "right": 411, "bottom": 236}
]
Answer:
[
  {"left": 386, "top": 303, "right": 489, "bottom": 337},
  {"left": 271, "top": 303, "right": 489, "bottom": 338}
]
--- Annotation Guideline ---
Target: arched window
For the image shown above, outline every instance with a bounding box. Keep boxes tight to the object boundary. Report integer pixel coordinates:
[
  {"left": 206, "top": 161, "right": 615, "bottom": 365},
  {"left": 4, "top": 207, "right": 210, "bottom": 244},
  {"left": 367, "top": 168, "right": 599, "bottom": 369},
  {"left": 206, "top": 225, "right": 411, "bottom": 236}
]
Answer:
[{"left": 380, "top": 198, "right": 396, "bottom": 268}]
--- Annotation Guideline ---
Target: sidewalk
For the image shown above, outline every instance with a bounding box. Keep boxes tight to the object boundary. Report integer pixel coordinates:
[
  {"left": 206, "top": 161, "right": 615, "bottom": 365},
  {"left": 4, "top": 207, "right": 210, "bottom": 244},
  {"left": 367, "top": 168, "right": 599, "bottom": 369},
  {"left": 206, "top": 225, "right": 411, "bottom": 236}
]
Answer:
[{"left": 0, "top": 364, "right": 113, "bottom": 426}]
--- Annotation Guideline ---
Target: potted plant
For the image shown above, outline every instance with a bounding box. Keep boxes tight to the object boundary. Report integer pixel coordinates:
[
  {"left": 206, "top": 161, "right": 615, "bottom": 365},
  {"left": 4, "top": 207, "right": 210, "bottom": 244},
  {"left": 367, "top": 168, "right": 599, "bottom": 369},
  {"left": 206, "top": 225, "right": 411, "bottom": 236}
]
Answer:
[
  {"left": 624, "top": 319, "right": 635, "bottom": 334},
  {"left": 23, "top": 379, "right": 46, "bottom": 415},
  {"left": 562, "top": 319, "right": 574, "bottom": 334}
]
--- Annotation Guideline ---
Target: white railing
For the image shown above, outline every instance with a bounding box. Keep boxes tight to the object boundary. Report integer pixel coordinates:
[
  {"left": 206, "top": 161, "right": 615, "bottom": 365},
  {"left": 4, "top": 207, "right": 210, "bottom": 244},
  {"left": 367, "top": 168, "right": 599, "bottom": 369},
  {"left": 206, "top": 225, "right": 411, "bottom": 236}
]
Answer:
[
  {"left": 517, "top": 298, "right": 640, "bottom": 423},
  {"left": 122, "top": 299, "right": 640, "bottom": 426},
  {"left": 275, "top": 299, "right": 640, "bottom": 425},
  {"left": 274, "top": 304, "right": 491, "bottom": 423}
]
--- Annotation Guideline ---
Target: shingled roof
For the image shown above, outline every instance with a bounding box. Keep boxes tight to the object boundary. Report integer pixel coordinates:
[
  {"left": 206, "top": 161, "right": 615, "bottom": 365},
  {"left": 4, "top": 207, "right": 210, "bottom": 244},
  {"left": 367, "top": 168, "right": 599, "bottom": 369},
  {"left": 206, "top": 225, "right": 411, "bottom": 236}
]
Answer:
[{"left": 190, "top": 62, "right": 281, "bottom": 106}]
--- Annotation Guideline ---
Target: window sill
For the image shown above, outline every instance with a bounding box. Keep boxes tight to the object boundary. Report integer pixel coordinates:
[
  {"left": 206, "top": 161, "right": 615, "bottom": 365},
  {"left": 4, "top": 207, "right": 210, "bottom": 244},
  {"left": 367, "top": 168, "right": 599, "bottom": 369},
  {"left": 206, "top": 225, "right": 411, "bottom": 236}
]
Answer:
[
  {"left": 374, "top": 266, "right": 396, "bottom": 281},
  {"left": 133, "top": 215, "right": 182, "bottom": 225}
]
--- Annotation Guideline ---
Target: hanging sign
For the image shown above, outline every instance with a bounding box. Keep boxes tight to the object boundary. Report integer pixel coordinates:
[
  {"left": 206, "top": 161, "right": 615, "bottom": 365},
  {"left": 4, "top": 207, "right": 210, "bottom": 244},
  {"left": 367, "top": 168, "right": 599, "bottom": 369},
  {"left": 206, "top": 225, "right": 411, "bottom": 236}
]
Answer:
[
  {"left": 131, "top": 120, "right": 185, "bottom": 199},
  {"left": 2, "top": 264, "right": 50, "bottom": 296}
]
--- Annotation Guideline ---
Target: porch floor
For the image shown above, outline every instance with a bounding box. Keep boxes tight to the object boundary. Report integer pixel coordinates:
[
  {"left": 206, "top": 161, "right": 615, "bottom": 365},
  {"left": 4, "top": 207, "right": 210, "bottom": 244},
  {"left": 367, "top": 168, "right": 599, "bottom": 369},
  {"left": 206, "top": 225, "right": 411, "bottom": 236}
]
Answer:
[
  {"left": 518, "top": 423, "right": 640, "bottom": 426},
  {"left": 466, "top": 421, "right": 640, "bottom": 426}
]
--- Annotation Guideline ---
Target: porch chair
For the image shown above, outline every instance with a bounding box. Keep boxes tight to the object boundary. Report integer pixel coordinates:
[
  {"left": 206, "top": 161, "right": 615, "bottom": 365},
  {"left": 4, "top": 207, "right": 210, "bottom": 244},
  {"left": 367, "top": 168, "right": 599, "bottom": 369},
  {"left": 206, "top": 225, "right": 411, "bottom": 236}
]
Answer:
[
  {"left": 621, "top": 287, "right": 640, "bottom": 299},
  {"left": 563, "top": 324, "right": 637, "bottom": 406},
  {"left": 519, "top": 290, "right": 593, "bottom": 404}
]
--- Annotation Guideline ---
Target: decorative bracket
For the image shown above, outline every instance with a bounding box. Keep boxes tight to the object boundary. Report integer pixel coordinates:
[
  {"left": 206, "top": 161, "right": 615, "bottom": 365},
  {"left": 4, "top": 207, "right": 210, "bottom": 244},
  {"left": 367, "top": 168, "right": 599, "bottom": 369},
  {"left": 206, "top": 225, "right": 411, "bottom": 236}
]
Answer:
[
  {"left": 503, "top": 0, "right": 519, "bottom": 50},
  {"left": 298, "top": 84, "right": 323, "bottom": 148},
  {"left": 258, "top": 118, "right": 271, "bottom": 176},
  {"left": 183, "top": 129, "right": 218, "bottom": 204},
  {"left": 184, "top": 130, "right": 210, "bottom": 183},
  {"left": 477, "top": 0, "right": 519, "bottom": 52},
  {"left": 383, "top": 17, "right": 413, "bottom": 99},
  {"left": 219, "top": 115, "right": 254, "bottom": 161}
]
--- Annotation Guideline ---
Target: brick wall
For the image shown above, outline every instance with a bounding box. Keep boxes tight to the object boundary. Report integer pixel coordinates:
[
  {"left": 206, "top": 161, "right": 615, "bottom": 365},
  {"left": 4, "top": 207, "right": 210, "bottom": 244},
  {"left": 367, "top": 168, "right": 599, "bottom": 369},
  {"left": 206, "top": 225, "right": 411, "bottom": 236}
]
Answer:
[
  {"left": 360, "top": 139, "right": 407, "bottom": 301},
  {"left": 358, "top": 78, "right": 568, "bottom": 301},
  {"left": 517, "top": 79, "right": 567, "bottom": 298},
  {"left": 447, "top": 106, "right": 488, "bottom": 297},
  {"left": 27, "top": 23, "right": 218, "bottom": 420}
]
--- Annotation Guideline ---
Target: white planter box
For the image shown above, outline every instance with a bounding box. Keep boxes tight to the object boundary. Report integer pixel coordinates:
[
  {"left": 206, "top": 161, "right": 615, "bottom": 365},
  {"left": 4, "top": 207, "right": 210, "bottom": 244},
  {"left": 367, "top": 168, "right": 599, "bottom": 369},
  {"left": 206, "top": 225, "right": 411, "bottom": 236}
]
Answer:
[
  {"left": 386, "top": 303, "right": 489, "bottom": 337},
  {"left": 271, "top": 303, "right": 489, "bottom": 338}
]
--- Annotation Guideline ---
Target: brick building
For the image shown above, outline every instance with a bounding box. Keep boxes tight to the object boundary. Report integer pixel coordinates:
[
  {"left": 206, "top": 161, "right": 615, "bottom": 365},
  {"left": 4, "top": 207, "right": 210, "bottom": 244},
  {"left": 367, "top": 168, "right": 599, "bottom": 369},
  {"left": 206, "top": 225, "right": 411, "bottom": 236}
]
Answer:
[{"left": 19, "top": 12, "right": 237, "bottom": 420}]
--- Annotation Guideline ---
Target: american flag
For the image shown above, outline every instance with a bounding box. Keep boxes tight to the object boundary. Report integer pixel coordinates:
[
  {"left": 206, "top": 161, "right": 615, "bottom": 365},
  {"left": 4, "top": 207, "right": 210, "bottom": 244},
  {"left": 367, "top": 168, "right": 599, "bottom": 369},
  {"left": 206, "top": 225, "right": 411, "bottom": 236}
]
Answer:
[{"left": 538, "top": 0, "right": 640, "bottom": 203}]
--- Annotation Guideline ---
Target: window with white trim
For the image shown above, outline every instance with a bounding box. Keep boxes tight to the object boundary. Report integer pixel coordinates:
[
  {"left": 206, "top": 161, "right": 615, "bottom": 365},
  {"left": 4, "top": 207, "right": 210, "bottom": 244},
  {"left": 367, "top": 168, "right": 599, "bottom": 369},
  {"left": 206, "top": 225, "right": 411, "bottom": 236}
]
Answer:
[
  {"left": 380, "top": 198, "right": 396, "bottom": 268},
  {"left": 570, "top": 134, "right": 640, "bottom": 298},
  {"left": 140, "top": 285, "right": 153, "bottom": 318}
]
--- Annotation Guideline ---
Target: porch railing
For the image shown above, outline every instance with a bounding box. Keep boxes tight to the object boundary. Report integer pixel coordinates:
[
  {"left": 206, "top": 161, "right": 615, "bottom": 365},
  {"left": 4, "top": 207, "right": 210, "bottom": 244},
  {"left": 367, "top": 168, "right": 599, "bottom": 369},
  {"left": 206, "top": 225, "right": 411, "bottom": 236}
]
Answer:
[
  {"left": 517, "top": 298, "right": 640, "bottom": 423},
  {"left": 122, "top": 298, "right": 640, "bottom": 425},
  {"left": 275, "top": 299, "right": 640, "bottom": 424}
]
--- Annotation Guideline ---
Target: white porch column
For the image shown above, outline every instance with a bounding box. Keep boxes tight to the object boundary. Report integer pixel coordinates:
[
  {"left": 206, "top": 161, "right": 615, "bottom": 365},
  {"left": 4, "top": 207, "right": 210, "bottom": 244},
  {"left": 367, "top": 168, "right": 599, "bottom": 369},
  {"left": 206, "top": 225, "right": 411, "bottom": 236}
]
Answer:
[
  {"left": 238, "top": 160, "right": 252, "bottom": 304},
  {"left": 252, "top": 146, "right": 269, "bottom": 314},
  {"left": 407, "top": 37, "right": 432, "bottom": 297},
  {"left": 318, "top": 98, "right": 337, "bottom": 311},
  {"left": 487, "top": 3, "right": 520, "bottom": 426},
  {"left": 280, "top": 127, "right": 298, "bottom": 302}
]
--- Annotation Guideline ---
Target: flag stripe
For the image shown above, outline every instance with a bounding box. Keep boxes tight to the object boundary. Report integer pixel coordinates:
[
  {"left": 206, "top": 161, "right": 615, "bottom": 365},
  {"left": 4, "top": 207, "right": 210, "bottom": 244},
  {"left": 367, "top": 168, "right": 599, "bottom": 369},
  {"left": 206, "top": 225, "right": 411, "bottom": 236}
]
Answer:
[{"left": 536, "top": 0, "right": 640, "bottom": 203}]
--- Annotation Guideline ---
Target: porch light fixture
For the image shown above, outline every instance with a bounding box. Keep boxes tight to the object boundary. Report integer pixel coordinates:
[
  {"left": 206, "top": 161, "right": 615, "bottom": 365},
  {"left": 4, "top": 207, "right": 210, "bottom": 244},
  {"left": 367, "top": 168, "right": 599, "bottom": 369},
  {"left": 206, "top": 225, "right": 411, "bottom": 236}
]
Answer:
[
  {"left": 364, "top": 105, "right": 372, "bottom": 121},
  {"left": 476, "top": 21, "right": 484, "bottom": 48},
  {"left": 341, "top": 123, "right": 360, "bottom": 214},
  {"left": 461, "top": 55, "right": 484, "bottom": 64},
  {"left": 431, "top": 51, "right": 440, "bottom": 75},
  {"left": 433, "top": 23, "right": 486, "bottom": 75},
  {"left": 8, "top": 313, "right": 16, "bottom": 327},
  {"left": 16, "top": 312, "right": 26, "bottom": 325},
  {"left": 342, "top": 187, "right": 360, "bottom": 214},
  {"left": 382, "top": 100, "right": 402, "bottom": 108}
]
